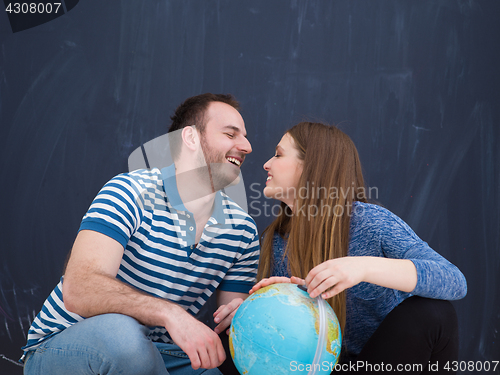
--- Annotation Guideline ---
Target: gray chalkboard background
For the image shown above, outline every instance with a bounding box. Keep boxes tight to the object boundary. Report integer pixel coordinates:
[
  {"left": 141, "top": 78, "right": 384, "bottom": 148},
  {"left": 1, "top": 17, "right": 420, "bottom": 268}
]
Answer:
[{"left": 1, "top": 1, "right": 499, "bottom": 374}]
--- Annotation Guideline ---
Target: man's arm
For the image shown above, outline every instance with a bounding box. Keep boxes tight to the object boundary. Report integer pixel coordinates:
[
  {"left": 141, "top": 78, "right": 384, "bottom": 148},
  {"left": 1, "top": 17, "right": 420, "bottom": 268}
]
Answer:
[
  {"left": 62, "top": 229, "right": 225, "bottom": 370},
  {"left": 63, "top": 230, "right": 159, "bottom": 321}
]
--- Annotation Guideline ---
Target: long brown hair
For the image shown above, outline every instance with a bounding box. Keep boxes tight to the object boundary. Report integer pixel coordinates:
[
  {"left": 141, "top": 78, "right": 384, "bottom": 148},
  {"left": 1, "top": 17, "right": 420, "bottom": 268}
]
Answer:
[{"left": 257, "top": 122, "right": 368, "bottom": 334}]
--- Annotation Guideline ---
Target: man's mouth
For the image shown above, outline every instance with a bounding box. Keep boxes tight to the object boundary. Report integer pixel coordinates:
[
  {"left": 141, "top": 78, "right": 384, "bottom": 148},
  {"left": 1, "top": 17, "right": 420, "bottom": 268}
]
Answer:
[{"left": 226, "top": 157, "right": 242, "bottom": 167}]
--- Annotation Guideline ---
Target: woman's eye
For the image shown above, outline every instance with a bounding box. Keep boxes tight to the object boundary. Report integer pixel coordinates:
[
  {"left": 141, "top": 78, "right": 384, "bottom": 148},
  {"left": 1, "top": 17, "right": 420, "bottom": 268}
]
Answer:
[{"left": 274, "top": 154, "right": 281, "bottom": 158}]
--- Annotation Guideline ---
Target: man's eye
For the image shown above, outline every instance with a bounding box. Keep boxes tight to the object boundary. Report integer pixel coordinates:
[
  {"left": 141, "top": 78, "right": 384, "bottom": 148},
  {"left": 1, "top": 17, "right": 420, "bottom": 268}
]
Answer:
[{"left": 225, "top": 133, "right": 235, "bottom": 139}]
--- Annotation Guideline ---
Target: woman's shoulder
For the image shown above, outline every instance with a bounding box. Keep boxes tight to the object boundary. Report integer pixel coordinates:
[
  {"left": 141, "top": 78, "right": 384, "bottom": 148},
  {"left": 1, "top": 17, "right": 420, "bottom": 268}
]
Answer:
[
  {"left": 351, "top": 201, "right": 397, "bottom": 224},
  {"left": 349, "top": 201, "right": 415, "bottom": 241},
  {"left": 350, "top": 201, "right": 424, "bottom": 245},
  {"left": 349, "top": 202, "right": 385, "bottom": 250}
]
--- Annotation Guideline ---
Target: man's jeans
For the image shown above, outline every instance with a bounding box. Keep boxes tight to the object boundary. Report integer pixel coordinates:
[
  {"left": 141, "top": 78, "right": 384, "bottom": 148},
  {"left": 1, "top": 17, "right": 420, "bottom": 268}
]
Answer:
[{"left": 23, "top": 313, "right": 223, "bottom": 375}]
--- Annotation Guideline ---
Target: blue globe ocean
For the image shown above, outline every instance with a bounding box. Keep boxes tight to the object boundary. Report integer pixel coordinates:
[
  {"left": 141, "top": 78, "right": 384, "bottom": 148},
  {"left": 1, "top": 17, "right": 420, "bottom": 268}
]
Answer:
[{"left": 229, "top": 283, "right": 341, "bottom": 375}]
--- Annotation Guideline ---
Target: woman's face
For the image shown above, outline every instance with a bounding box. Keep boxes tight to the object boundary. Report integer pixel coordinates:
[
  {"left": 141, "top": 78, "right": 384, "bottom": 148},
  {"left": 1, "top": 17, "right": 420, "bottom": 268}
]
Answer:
[{"left": 263, "top": 133, "right": 303, "bottom": 208}]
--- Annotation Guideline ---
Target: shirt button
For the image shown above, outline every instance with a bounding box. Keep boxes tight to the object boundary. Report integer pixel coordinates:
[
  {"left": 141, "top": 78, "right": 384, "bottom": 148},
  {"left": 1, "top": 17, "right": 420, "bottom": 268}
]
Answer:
[{"left": 189, "top": 226, "right": 194, "bottom": 231}]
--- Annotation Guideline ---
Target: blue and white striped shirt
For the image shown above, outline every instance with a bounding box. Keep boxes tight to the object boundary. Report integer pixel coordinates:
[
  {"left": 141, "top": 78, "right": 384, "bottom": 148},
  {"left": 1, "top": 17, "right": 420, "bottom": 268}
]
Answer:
[{"left": 23, "top": 165, "right": 260, "bottom": 351}]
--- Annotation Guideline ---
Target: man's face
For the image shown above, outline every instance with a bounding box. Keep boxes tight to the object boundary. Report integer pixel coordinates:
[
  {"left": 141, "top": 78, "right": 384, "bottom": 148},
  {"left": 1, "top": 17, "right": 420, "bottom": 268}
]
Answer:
[{"left": 199, "top": 101, "right": 252, "bottom": 190}]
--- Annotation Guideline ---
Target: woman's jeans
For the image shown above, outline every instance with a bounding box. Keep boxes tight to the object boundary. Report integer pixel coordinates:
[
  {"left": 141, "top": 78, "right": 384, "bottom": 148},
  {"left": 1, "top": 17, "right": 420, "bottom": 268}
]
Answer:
[{"left": 23, "top": 313, "right": 223, "bottom": 375}]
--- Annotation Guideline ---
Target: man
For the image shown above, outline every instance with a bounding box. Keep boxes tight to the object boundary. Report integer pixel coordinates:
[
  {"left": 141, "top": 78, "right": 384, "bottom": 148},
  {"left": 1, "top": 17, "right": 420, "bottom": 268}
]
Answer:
[{"left": 22, "top": 93, "right": 259, "bottom": 374}]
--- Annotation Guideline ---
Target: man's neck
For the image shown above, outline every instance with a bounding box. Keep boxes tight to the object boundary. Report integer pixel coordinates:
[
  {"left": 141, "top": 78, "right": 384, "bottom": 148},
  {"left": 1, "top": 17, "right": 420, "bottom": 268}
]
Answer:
[{"left": 175, "top": 165, "right": 216, "bottom": 223}]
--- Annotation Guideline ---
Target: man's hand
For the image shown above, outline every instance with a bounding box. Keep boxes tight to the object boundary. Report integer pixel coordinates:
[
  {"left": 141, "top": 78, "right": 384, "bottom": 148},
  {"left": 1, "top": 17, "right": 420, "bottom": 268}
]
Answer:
[
  {"left": 214, "top": 291, "right": 248, "bottom": 335},
  {"left": 164, "top": 305, "right": 226, "bottom": 370},
  {"left": 64, "top": 230, "right": 226, "bottom": 370},
  {"left": 213, "top": 297, "right": 244, "bottom": 335}
]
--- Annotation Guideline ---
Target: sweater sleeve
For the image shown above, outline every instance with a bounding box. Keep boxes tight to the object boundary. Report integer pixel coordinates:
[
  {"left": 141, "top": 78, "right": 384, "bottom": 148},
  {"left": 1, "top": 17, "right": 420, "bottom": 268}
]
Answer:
[{"left": 377, "top": 207, "right": 467, "bottom": 300}]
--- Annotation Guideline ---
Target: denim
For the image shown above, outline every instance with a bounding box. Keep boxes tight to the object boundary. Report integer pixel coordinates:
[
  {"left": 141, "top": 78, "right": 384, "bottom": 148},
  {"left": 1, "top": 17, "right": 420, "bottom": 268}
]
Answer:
[{"left": 23, "top": 313, "right": 222, "bottom": 375}]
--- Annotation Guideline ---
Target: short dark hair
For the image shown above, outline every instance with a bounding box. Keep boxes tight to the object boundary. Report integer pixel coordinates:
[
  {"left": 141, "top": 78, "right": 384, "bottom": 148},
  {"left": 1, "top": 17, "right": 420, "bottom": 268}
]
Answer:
[{"left": 168, "top": 93, "right": 240, "bottom": 159}]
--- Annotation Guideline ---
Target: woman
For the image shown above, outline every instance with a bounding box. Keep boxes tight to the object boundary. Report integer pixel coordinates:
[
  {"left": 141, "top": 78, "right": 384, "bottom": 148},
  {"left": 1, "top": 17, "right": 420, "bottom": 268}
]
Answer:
[{"left": 250, "top": 122, "right": 467, "bottom": 374}]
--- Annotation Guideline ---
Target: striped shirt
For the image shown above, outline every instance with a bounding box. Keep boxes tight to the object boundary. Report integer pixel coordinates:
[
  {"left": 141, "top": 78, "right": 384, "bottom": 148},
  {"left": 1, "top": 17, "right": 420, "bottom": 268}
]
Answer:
[{"left": 23, "top": 165, "right": 260, "bottom": 351}]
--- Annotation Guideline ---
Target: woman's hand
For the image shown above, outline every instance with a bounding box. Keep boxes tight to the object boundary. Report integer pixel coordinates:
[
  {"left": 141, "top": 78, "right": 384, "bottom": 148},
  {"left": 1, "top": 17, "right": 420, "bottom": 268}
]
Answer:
[
  {"left": 305, "top": 257, "right": 367, "bottom": 299},
  {"left": 249, "top": 276, "right": 306, "bottom": 294},
  {"left": 305, "top": 256, "right": 417, "bottom": 299}
]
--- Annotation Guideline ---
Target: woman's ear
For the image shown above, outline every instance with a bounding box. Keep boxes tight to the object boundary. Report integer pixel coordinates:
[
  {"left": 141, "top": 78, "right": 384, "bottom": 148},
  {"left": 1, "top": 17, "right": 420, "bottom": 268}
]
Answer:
[{"left": 181, "top": 125, "right": 200, "bottom": 151}]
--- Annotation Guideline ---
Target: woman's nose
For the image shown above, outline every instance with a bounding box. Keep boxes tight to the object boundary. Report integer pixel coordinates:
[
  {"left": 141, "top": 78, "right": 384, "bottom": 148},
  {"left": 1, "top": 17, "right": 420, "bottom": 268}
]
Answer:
[{"left": 263, "top": 158, "right": 272, "bottom": 171}]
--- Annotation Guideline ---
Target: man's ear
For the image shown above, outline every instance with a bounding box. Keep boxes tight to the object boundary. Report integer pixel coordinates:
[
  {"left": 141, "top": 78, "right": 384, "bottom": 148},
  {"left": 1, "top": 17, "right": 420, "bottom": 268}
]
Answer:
[{"left": 181, "top": 126, "right": 199, "bottom": 151}]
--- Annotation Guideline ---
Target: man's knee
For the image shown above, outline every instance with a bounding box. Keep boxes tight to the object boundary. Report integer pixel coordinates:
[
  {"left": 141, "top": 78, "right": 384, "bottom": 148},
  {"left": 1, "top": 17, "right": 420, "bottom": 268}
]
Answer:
[
  {"left": 68, "top": 314, "right": 165, "bottom": 374},
  {"left": 81, "top": 314, "right": 155, "bottom": 353},
  {"left": 84, "top": 313, "right": 143, "bottom": 331}
]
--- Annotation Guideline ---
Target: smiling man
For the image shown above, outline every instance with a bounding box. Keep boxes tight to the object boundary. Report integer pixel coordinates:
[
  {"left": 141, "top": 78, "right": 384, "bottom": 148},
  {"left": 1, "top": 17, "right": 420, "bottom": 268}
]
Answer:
[{"left": 22, "top": 93, "right": 260, "bottom": 375}]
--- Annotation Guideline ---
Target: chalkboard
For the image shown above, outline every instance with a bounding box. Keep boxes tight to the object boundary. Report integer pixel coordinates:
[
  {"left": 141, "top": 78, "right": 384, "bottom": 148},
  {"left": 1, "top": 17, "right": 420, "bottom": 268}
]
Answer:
[{"left": 1, "top": 1, "right": 499, "bottom": 374}]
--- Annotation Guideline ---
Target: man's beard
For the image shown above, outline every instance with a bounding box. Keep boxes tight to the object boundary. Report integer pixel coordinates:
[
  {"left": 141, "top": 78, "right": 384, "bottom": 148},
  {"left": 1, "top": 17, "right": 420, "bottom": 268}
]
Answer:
[{"left": 200, "top": 136, "right": 239, "bottom": 192}]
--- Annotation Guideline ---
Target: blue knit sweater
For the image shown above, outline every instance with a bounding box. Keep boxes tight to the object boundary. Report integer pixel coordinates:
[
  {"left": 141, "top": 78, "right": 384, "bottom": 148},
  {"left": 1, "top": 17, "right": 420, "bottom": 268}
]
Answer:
[{"left": 270, "top": 202, "right": 467, "bottom": 356}]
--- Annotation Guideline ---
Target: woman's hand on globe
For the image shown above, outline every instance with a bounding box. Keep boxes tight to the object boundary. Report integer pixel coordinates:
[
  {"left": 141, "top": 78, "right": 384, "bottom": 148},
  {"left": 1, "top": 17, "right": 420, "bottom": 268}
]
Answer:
[
  {"left": 249, "top": 276, "right": 291, "bottom": 294},
  {"left": 305, "top": 256, "right": 366, "bottom": 299},
  {"left": 304, "top": 256, "right": 418, "bottom": 299},
  {"left": 249, "top": 276, "right": 306, "bottom": 295}
]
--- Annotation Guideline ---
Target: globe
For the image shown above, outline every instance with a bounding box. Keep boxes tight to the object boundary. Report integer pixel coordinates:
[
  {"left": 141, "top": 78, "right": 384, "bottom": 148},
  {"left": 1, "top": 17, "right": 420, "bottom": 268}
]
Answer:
[{"left": 229, "top": 283, "right": 341, "bottom": 375}]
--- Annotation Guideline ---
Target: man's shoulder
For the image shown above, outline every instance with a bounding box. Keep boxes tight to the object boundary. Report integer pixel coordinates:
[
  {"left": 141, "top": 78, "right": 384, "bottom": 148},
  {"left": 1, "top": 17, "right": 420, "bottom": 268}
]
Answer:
[
  {"left": 105, "top": 168, "right": 165, "bottom": 194},
  {"left": 122, "top": 168, "right": 163, "bottom": 185},
  {"left": 95, "top": 169, "right": 168, "bottom": 213},
  {"left": 219, "top": 191, "right": 258, "bottom": 233}
]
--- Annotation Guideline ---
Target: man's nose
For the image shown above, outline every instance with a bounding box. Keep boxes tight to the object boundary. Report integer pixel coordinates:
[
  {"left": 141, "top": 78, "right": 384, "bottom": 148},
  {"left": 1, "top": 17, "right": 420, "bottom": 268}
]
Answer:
[{"left": 237, "top": 136, "right": 252, "bottom": 154}]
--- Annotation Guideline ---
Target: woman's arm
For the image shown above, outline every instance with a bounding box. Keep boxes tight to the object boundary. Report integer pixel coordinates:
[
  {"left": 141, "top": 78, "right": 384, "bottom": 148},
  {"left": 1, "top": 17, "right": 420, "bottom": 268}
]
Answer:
[
  {"left": 376, "top": 207, "right": 467, "bottom": 300},
  {"left": 307, "top": 204, "right": 467, "bottom": 300},
  {"left": 304, "top": 256, "right": 417, "bottom": 299}
]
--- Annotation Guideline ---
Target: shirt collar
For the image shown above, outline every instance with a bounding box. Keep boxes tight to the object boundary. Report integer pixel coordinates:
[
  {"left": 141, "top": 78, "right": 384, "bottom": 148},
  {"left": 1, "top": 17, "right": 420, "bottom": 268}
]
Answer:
[{"left": 161, "top": 164, "right": 228, "bottom": 225}]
